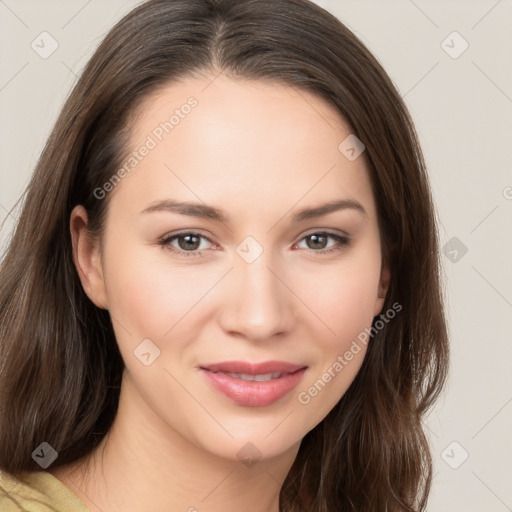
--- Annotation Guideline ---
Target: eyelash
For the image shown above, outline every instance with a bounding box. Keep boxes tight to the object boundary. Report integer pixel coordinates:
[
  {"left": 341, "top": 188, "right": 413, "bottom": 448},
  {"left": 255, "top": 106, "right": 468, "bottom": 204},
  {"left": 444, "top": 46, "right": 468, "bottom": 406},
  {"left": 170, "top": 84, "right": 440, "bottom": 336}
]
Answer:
[{"left": 157, "top": 231, "right": 351, "bottom": 258}]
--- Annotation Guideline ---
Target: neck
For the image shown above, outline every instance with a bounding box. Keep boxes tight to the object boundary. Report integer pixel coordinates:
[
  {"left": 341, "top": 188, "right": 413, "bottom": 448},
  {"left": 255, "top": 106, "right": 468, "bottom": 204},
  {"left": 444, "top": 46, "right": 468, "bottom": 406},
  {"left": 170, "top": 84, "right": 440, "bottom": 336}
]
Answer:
[{"left": 51, "top": 370, "right": 300, "bottom": 512}]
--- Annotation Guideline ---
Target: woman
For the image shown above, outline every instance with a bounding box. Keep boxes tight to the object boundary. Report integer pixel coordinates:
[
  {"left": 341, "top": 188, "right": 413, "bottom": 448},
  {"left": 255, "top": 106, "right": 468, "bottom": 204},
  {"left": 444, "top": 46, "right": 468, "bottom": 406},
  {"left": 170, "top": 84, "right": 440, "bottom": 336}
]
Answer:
[{"left": 0, "top": 0, "right": 449, "bottom": 510}]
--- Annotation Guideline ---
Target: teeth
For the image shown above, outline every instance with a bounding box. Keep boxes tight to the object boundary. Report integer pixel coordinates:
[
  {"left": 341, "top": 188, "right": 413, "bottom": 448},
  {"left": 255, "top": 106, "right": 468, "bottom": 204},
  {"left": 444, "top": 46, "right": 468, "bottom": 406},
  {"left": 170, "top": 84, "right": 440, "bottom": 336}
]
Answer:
[{"left": 217, "top": 371, "right": 284, "bottom": 381}]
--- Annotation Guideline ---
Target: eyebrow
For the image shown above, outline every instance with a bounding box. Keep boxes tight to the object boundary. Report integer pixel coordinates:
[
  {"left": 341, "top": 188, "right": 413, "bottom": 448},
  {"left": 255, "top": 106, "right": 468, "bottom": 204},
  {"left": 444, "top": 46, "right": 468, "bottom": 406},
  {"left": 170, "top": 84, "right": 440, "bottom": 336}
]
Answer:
[{"left": 140, "top": 198, "right": 367, "bottom": 222}]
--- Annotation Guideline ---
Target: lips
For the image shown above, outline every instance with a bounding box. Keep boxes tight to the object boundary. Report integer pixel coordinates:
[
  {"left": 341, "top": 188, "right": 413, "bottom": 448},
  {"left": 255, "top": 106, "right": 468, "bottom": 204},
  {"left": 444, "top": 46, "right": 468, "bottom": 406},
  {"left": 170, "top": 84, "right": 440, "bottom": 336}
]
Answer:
[
  {"left": 201, "top": 360, "right": 305, "bottom": 375},
  {"left": 199, "top": 360, "right": 307, "bottom": 407}
]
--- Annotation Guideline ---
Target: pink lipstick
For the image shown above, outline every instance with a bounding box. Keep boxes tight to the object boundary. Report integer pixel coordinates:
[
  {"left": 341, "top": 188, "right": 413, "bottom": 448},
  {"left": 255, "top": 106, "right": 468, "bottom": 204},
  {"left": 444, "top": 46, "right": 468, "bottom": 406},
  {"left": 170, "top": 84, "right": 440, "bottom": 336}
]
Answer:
[{"left": 199, "top": 360, "right": 307, "bottom": 407}]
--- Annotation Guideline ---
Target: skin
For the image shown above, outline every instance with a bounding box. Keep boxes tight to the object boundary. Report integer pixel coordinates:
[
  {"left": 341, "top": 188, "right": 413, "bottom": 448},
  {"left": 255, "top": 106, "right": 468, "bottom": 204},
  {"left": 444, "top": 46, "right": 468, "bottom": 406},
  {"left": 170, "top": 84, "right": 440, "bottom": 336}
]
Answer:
[{"left": 51, "top": 72, "right": 390, "bottom": 512}]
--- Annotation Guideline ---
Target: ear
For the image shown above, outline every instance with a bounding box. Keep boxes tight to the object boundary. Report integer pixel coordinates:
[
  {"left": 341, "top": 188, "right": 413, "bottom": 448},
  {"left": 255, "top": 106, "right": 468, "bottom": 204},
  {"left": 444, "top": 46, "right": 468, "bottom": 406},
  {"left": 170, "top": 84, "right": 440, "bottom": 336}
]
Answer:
[
  {"left": 70, "top": 205, "right": 109, "bottom": 309},
  {"left": 374, "top": 260, "right": 391, "bottom": 317}
]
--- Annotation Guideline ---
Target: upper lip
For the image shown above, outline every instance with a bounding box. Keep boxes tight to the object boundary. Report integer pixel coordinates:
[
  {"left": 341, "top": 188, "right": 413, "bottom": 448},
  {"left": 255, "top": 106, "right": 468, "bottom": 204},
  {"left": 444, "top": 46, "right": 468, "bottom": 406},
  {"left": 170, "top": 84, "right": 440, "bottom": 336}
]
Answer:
[{"left": 200, "top": 360, "right": 307, "bottom": 375}]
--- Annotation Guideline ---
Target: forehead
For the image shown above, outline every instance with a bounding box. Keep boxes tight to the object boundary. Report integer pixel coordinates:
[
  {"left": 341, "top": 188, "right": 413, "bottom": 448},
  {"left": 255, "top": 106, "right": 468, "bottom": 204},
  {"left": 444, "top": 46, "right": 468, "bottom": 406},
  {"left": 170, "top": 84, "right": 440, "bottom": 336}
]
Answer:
[
  {"left": 115, "top": 73, "right": 377, "bottom": 223},
  {"left": 131, "top": 73, "right": 352, "bottom": 161}
]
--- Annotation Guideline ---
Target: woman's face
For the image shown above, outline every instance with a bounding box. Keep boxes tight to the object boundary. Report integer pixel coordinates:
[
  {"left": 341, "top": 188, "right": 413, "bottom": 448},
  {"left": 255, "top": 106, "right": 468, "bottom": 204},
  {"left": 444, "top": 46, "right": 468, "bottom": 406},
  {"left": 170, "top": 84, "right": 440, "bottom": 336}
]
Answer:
[{"left": 74, "top": 73, "right": 389, "bottom": 463}]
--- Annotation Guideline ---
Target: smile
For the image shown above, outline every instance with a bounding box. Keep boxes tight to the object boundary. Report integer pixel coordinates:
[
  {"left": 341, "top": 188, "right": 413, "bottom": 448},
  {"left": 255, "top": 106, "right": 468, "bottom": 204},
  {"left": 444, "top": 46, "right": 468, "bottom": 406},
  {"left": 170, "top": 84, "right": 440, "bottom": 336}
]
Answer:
[{"left": 199, "top": 360, "right": 308, "bottom": 407}]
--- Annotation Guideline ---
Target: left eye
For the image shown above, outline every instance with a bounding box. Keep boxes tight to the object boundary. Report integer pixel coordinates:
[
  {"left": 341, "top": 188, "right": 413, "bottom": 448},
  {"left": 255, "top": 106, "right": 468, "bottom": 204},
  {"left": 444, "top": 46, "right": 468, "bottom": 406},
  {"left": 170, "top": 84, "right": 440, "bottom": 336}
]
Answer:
[
  {"left": 158, "top": 231, "right": 349, "bottom": 257},
  {"left": 296, "top": 232, "right": 348, "bottom": 252},
  {"left": 159, "top": 233, "right": 214, "bottom": 256}
]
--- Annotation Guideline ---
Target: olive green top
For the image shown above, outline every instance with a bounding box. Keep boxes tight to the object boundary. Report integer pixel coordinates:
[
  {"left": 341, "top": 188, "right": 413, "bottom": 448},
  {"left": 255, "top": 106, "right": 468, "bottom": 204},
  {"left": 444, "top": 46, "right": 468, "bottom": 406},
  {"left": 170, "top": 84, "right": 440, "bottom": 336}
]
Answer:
[{"left": 0, "top": 469, "right": 90, "bottom": 512}]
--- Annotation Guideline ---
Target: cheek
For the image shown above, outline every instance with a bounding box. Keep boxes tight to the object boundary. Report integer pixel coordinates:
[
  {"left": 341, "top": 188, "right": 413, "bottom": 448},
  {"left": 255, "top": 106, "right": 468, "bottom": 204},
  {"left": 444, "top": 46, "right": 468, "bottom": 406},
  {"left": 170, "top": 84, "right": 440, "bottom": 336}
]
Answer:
[
  {"left": 289, "top": 242, "right": 381, "bottom": 413},
  {"left": 293, "top": 258, "right": 380, "bottom": 421},
  {"left": 102, "top": 241, "right": 211, "bottom": 338},
  {"left": 294, "top": 247, "right": 382, "bottom": 345},
  {"left": 102, "top": 227, "right": 382, "bottom": 353}
]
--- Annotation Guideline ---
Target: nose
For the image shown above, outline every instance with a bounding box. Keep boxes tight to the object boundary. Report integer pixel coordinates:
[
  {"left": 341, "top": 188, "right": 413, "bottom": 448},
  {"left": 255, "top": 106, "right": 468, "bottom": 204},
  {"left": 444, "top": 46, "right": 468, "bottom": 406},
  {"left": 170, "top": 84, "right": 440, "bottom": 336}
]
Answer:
[{"left": 217, "top": 253, "right": 296, "bottom": 341}]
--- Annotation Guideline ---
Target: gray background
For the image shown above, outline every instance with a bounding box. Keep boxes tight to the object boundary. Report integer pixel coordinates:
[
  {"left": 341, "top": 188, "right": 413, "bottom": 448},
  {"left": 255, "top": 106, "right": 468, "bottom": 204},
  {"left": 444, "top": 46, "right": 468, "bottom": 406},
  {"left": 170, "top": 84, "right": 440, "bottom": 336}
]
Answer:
[{"left": 1, "top": 0, "right": 511, "bottom": 510}]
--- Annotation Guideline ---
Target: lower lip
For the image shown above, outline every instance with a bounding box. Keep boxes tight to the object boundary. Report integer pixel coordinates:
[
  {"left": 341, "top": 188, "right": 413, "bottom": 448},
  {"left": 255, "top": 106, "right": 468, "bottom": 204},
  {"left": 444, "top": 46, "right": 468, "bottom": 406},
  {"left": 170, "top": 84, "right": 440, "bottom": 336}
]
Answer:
[{"left": 200, "top": 368, "right": 307, "bottom": 407}]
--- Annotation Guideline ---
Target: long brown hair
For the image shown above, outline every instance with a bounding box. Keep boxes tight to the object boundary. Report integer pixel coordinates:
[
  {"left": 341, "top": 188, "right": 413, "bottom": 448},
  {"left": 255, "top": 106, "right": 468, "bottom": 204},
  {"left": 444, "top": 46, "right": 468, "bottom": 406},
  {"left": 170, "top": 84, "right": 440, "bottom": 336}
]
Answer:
[{"left": 0, "top": 0, "right": 449, "bottom": 510}]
